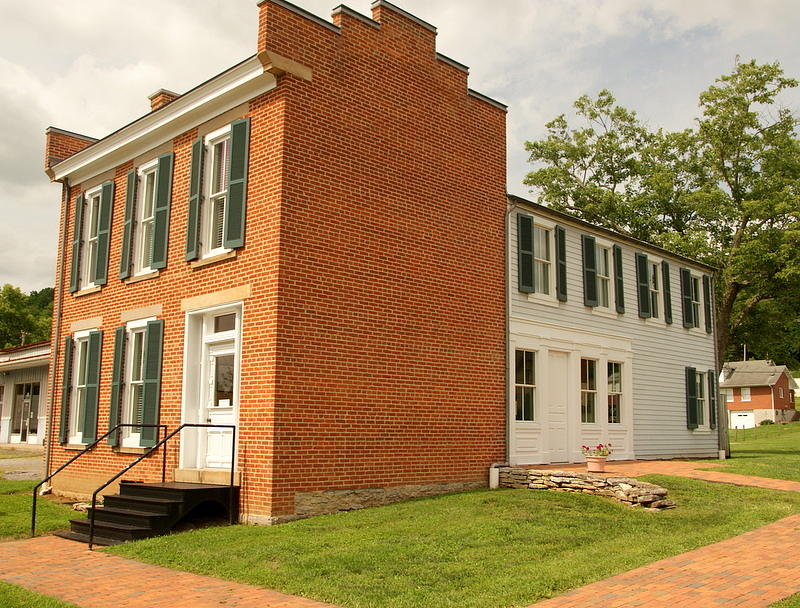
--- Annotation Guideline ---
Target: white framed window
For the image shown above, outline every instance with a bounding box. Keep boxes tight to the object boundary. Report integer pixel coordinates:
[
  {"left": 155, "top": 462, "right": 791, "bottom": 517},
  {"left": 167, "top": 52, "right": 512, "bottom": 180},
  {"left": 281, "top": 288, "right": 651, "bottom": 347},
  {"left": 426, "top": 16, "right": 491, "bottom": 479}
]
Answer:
[
  {"left": 202, "top": 126, "right": 232, "bottom": 257},
  {"left": 695, "top": 371, "right": 707, "bottom": 426},
  {"left": 533, "top": 226, "right": 551, "bottom": 295},
  {"left": 121, "top": 318, "right": 151, "bottom": 447},
  {"left": 607, "top": 361, "right": 622, "bottom": 424},
  {"left": 70, "top": 331, "right": 92, "bottom": 443},
  {"left": 778, "top": 387, "right": 784, "bottom": 399},
  {"left": 740, "top": 387, "right": 751, "bottom": 402},
  {"left": 581, "top": 358, "right": 597, "bottom": 423},
  {"left": 514, "top": 350, "right": 536, "bottom": 421},
  {"left": 649, "top": 262, "right": 660, "bottom": 319},
  {"left": 596, "top": 245, "right": 611, "bottom": 309},
  {"left": 690, "top": 276, "right": 702, "bottom": 329},
  {"left": 133, "top": 160, "right": 158, "bottom": 275},
  {"left": 722, "top": 389, "right": 732, "bottom": 403},
  {"left": 80, "top": 187, "right": 102, "bottom": 289}
]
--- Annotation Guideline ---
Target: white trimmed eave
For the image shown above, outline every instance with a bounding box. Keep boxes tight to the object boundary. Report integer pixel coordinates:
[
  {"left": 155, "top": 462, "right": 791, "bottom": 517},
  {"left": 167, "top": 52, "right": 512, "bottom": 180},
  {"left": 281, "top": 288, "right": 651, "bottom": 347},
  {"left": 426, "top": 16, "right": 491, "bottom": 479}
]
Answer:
[
  {"left": 0, "top": 353, "right": 50, "bottom": 372},
  {"left": 51, "top": 56, "right": 278, "bottom": 184}
]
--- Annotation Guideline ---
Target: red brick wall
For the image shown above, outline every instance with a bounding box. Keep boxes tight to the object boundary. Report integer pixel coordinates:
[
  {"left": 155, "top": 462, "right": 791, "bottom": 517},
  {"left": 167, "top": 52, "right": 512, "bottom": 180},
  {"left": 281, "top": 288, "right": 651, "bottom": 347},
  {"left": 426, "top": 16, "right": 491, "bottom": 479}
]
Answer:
[
  {"left": 46, "top": 0, "right": 506, "bottom": 520},
  {"left": 45, "top": 130, "right": 96, "bottom": 171},
  {"left": 726, "top": 375, "right": 795, "bottom": 412}
]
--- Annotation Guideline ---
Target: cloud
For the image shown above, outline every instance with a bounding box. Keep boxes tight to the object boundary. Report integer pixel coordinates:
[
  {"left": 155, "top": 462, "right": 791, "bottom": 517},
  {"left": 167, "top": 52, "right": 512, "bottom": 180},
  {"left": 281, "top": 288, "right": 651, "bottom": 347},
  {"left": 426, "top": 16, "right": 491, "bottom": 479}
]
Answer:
[{"left": 0, "top": 0, "right": 798, "bottom": 290}]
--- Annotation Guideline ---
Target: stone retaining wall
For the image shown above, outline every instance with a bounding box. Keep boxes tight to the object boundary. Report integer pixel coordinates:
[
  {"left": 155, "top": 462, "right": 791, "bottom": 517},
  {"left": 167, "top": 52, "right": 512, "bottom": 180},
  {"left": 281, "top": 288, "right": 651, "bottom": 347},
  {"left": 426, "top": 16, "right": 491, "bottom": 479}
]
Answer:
[{"left": 498, "top": 467, "right": 675, "bottom": 511}]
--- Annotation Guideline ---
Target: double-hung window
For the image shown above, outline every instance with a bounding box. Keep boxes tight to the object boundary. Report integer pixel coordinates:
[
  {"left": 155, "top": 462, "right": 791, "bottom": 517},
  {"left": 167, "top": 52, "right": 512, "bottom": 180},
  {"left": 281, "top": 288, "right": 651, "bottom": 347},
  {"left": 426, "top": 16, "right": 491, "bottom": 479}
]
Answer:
[
  {"left": 120, "top": 154, "right": 174, "bottom": 279},
  {"left": 109, "top": 319, "right": 165, "bottom": 448},
  {"left": 82, "top": 190, "right": 101, "bottom": 288},
  {"left": 690, "top": 277, "right": 701, "bottom": 328},
  {"left": 69, "top": 183, "right": 114, "bottom": 292},
  {"left": 649, "top": 262, "right": 660, "bottom": 319},
  {"left": 607, "top": 362, "right": 623, "bottom": 424},
  {"left": 60, "top": 330, "right": 102, "bottom": 444},
  {"left": 515, "top": 350, "right": 536, "bottom": 421},
  {"left": 680, "top": 268, "right": 710, "bottom": 331},
  {"left": 185, "top": 118, "right": 251, "bottom": 262},
  {"left": 580, "top": 358, "right": 597, "bottom": 423},
  {"left": 695, "top": 371, "right": 706, "bottom": 426},
  {"left": 596, "top": 246, "right": 611, "bottom": 309},
  {"left": 206, "top": 129, "right": 232, "bottom": 255},
  {"left": 533, "top": 226, "right": 551, "bottom": 295}
]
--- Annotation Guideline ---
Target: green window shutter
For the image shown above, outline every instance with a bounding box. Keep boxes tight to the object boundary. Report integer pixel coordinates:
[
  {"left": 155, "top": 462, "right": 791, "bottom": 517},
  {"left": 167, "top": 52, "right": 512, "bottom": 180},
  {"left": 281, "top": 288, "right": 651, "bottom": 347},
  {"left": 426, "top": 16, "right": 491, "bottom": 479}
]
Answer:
[
  {"left": 140, "top": 319, "right": 164, "bottom": 447},
  {"left": 69, "top": 194, "right": 84, "bottom": 293},
  {"left": 59, "top": 336, "right": 74, "bottom": 443},
  {"left": 708, "top": 369, "right": 718, "bottom": 430},
  {"left": 151, "top": 153, "right": 174, "bottom": 269},
  {"left": 613, "top": 244, "right": 625, "bottom": 314},
  {"left": 224, "top": 118, "right": 250, "bottom": 250},
  {"left": 186, "top": 138, "right": 204, "bottom": 261},
  {"left": 703, "top": 275, "right": 713, "bottom": 334},
  {"left": 581, "top": 235, "right": 597, "bottom": 307},
  {"left": 517, "top": 214, "right": 534, "bottom": 293},
  {"left": 680, "top": 267, "right": 693, "bottom": 328},
  {"left": 635, "top": 253, "right": 651, "bottom": 318},
  {"left": 108, "top": 327, "right": 126, "bottom": 446},
  {"left": 662, "top": 261, "right": 673, "bottom": 324},
  {"left": 685, "top": 367, "right": 698, "bottom": 429},
  {"left": 92, "top": 181, "right": 114, "bottom": 286},
  {"left": 555, "top": 225, "right": 567, "bottom": 302},
  {"left": 81, "top": 330, "right": 103, "bottom": 444},
  {"left": 119, "top": 170, "right": 137, "bottom": 279}
]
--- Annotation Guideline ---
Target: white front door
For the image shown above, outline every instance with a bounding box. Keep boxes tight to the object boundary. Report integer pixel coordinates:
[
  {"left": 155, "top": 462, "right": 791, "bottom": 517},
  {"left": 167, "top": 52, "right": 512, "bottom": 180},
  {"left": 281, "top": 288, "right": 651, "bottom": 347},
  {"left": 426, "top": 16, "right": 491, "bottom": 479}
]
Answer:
[
  {"left": 203, "top": 343, "right": 235, "bottom": 468},
  {"left": 547, "top": 351, "right": 569, "bottom": 462},
  {"left": 182, "top": 306, "right": 240, "bottom": 471}
]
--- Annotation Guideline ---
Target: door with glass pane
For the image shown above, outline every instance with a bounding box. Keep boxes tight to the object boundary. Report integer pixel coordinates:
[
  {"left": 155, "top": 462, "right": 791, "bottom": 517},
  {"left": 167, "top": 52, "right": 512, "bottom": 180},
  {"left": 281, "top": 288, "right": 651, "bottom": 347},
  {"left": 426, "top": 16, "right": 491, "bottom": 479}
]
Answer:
[
  {"left": 203, "top": 342, "right": 235, "bottom": 468},
  {"left": 12, "top": 383, "right": 39, "bottom": 442}
]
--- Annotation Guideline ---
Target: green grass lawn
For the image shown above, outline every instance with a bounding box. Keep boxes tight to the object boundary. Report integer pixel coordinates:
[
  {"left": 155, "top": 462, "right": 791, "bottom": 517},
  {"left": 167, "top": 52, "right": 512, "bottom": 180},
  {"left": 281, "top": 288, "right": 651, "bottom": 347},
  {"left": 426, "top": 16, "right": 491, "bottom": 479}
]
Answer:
[
  {"left": 714, "top": 421, "right": 800, "bottom": 482},
  {"left": 772, "top": 593, "right": 800, "bottom": 607},
  {"left": 0, "top": 582, "right": 79, "bottom": 608},
  {"left": 110, "top": 476, "right": 800, "bottom": 608},
  {"left": 0, "top": 449, "right": 40, "bottom": 459},
  {"left": 0, "top": 479, "right": 74, "bottom": 540}
]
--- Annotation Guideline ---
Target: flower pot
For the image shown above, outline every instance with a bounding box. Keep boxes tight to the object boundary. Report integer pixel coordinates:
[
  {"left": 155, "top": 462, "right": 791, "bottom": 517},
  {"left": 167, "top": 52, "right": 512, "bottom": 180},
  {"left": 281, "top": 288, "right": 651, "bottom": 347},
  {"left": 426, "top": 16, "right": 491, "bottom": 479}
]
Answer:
[{"left": 586, "top": 456, "right": 607, "bottom": 473}]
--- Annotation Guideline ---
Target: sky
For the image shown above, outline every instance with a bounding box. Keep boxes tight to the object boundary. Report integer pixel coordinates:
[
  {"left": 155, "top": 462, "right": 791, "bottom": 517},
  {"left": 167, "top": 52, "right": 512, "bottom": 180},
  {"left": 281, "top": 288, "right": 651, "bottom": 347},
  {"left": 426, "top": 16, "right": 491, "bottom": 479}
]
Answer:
[{"left": 1, "top": 0, "right": 798, "bottom": 292}]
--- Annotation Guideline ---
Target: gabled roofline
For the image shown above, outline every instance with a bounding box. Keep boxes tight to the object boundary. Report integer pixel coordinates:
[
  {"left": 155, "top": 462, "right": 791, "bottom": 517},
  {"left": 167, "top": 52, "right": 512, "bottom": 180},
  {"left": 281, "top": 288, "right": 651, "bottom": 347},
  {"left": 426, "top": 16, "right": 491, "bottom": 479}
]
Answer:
[
  {"left": 508, "top": 194, "right": 717, "bottom": 272},
  {"left": 49, "top": 55, "right": 277, "bottom": 184}
]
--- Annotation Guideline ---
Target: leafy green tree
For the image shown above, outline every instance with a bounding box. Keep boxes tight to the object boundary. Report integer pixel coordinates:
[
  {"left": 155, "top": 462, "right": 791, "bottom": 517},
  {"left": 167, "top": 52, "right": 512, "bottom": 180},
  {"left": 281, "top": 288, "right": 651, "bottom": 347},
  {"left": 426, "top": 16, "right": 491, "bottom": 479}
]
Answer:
[
  {"left": 524, "top": 60, "right": 800, "bottom": 364},
  {"left": 0, "top": 284, "right": 53, "bottom": 348}
]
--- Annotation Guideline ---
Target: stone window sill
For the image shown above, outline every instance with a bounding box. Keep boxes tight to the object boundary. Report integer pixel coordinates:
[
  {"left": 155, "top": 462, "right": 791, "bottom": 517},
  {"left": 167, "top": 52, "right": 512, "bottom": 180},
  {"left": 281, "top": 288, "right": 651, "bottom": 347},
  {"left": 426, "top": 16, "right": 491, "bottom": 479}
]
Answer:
[
  {"left": 124, "top": 270, "right": 160, "bottom": 285},
  {"left": 63, "top": 443, "right": 89, "bottom": 451},
  {"left": 190, "top": 249, "right": 236, "bottom": 269},
  {"left": 115, "top": 446, "right": 149, "bottom": 455},
  {"left": 74, "top": 285, "right": 101, "bottom": 298}
]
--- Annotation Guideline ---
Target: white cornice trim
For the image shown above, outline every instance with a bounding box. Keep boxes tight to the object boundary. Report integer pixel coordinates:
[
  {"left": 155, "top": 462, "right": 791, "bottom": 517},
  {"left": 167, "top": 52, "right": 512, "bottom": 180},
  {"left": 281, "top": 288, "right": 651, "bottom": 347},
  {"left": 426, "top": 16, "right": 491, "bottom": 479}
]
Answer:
[{"left": 51, "top": 56, "right": 277, "bottom": 184}]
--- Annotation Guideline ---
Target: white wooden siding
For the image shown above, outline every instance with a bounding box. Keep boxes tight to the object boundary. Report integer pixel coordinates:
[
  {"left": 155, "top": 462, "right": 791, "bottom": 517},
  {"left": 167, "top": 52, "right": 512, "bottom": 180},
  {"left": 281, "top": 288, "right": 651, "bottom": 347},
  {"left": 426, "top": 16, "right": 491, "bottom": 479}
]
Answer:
[
  {"left": 509, "top": 205, "right": 718, "bottom": 462},
  {"left": 0, "top": 365, "right": 49, "bottom": 444}
]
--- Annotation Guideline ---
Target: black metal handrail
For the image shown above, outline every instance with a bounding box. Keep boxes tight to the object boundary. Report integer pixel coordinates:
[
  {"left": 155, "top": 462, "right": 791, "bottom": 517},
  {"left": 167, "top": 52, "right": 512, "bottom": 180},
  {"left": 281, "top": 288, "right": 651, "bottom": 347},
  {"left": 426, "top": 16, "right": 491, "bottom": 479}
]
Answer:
[
  {"left": 31, "top": 423, "right": 167, "bottom": 537},
  {"left": 87, "top": 423, "right": 237, "bottom": 550}
]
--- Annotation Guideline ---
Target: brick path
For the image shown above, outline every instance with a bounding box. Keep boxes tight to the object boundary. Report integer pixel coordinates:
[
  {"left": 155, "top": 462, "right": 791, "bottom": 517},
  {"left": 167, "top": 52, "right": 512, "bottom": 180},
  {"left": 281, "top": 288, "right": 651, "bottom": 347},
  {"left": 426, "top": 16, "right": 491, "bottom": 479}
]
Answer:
[
  {"left": 529, "top": 513, "right": 800, "bottom": 608},
  {"left": 0, "top": 535, "right": 339, "bottom": 608}
]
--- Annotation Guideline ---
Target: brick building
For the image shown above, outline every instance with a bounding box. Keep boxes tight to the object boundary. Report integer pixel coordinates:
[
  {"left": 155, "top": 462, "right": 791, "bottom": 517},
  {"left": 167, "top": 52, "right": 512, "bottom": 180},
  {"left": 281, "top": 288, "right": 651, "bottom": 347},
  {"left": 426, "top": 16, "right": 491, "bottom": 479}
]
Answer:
[
  {"left": 43, "top": 0, "right": 507, "bottom": 524},
  {"left": 721, "top": 360, "right": 798, "bottom": 428}
]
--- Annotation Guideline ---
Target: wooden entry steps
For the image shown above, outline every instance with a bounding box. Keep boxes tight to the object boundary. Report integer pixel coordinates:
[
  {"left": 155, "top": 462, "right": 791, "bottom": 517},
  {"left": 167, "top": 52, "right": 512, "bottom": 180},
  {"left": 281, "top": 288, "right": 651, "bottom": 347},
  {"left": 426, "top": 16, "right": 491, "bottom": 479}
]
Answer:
[{"left": 57, "top": 481, "right": 239, "bottom": 546}]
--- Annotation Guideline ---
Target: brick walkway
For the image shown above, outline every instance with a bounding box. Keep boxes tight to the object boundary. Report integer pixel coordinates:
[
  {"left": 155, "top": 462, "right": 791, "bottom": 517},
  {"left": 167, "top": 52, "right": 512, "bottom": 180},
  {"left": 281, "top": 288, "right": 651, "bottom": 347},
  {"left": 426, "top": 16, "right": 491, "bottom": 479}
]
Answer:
[
  {"left": 529, "top": 513, "right": 800, "bottom": 608},
  {"left": 0, "top": 535, "right": 339, "bottom": 608}
]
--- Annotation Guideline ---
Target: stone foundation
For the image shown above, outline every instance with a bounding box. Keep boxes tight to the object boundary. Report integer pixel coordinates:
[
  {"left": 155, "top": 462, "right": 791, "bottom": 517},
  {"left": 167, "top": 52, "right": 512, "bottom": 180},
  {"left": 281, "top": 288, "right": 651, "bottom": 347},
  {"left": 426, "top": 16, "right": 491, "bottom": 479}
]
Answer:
[
  {"left": 498, "top": 467, "right": 675, "bottom": 511},
  {"left": 293, "top": 480, "right": 486, "bottom": 519}
]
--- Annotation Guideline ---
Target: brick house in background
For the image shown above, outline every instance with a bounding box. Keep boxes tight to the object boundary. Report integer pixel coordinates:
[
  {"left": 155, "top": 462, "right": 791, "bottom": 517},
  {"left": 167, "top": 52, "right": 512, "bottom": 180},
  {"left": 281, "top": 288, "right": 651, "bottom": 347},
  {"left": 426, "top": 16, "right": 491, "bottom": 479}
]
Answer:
[
  {"left": 721, "top": 360, "right": 798, "bottom": 428},
  {"left": 41, "top": 0, "right": 724, "bottom": 535},
  {"left": 43, "top": 0, "right": 506, "bottom": 524}
]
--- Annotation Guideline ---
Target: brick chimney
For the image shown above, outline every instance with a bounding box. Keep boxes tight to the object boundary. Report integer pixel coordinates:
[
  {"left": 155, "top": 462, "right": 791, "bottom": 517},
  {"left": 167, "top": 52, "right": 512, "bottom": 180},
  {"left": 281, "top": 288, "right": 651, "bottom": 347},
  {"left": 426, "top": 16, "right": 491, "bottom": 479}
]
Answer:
[
  {"left": 44, "top": 127, "right": 98, "bottom": 176},
  {"left": 148, "top": 89, "right": 180, "bottom": 111}
]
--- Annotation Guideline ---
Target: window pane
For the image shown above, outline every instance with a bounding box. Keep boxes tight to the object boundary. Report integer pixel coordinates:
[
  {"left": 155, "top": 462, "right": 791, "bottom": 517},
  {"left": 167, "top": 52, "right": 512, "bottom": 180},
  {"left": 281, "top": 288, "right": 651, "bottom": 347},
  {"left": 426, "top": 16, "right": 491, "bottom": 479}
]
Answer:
[
  {"left": 130, "top": 331, "right": 145, "bottom": 382},
  {"left": 214, "top": 354, "right": 235, "bottom": 407},
  {"left": 129, "top": 384, "right": 144, "bottom": 426},
  {"left": 524, "top": 351, "right": 535, "bottom": 385},
  {"left": 142, "top": 171, "right": 156, "bottom": 218},
  {"left": 523, "top": 387, "right": 535, "bottom": 421},
  {"left": 212, "top": 139, "right": 230, "bottom": 194},
  {"left": 534, "top": 227, "right": 550, "bottom": 260},
  {"left": 515, "top": 350, "right": 525, "bottom": 385},
  {"left": 89, "top": 196, "right": 100, "bottom": 238},
  {"left": 515, "top": 386, "right": 524, "bottom": 420},
  {"left": 534, "top": 261, "right": 550, "bottom": 294},
  {"left": 581, "top": 392, "right": 596, "bottom": 423},
  {"left": 608, "top": 394, "right": 621, "bottom": 424},
  {"left": 598, "top": 278, "right": 609, "bottom": 308},
  {"left": 211, "top": 196, "right": 225, "bottom": 249},
  {"left": 77, "top": 340, "right": 88, "bottom": 385},
  {"left": 214, "top": 313, "right": 236, "bottom": 333}
]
